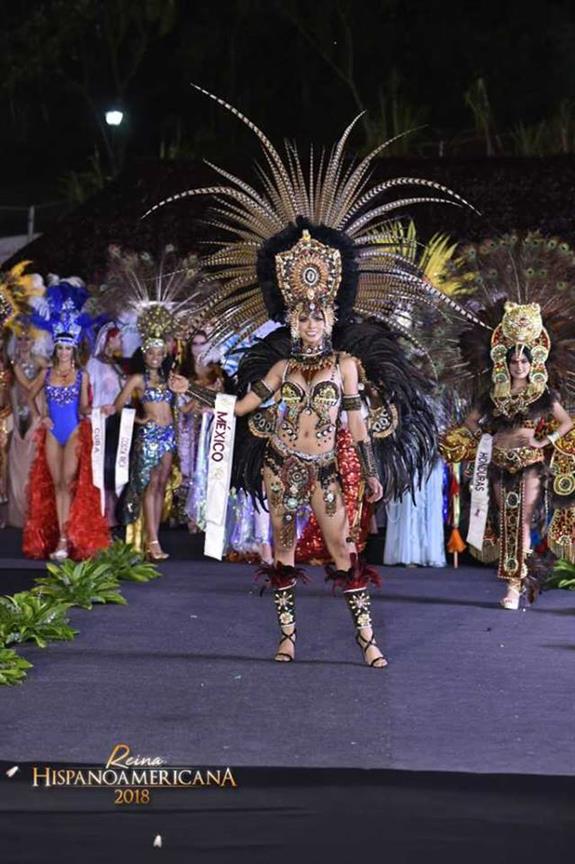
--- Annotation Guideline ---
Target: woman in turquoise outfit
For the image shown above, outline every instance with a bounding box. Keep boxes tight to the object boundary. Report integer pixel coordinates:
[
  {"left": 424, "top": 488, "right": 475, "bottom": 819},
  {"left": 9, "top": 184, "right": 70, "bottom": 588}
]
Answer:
[{"left": 107, "top": 341, "right": 177, "bottom": 560}]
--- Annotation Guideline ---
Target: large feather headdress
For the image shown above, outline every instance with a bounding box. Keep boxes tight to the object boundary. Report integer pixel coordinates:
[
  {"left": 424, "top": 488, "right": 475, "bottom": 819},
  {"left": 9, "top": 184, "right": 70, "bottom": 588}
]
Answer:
[
  {"left": 143, "top": 86, "right": 482, "bottom": 344},
  {"left": 0, "top": 261, "right": 45, "bottom": 333},
  {"left": 440, "top": 231, "right": 575, "bottom": 407},
  {"left": 30, "top": 277, "right": 100, "bottom": 348},
  {"left": 99, "top": 245, "right": 201, "bottom": 350}
]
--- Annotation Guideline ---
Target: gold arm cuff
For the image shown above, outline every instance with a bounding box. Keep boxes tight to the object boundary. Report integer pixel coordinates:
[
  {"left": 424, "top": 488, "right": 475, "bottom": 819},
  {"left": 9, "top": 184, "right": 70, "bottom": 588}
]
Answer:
[{"left": 438, "top": 425, "right": 479, "bottom": 463}]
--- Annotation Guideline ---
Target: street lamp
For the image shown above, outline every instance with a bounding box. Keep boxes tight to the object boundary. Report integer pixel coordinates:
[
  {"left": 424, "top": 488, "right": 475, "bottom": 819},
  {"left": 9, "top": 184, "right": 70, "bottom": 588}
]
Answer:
[{"left": 105, "top": 110, "right": 124, "bottom": 127}]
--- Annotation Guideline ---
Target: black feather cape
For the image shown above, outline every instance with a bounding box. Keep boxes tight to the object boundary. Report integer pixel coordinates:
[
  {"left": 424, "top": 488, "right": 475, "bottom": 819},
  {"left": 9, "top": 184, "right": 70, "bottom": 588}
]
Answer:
[{"left": 230, "top": 320, "right": 436, "bottom": 503}]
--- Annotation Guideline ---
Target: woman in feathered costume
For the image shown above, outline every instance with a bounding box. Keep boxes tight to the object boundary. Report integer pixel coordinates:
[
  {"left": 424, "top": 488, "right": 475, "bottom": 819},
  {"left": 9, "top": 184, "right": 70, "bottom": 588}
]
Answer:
[
  {"left": 100, "top": 247, "right": 200, "bottom": 560},
  {"left": 150, "top": 87, "right": 478, "bottom": 667},
  {"left": 24, "top": 278, "right": 110, "bottom": 560},
  {"left": 439, "top": 234, "right": 575, "bottom": 609},
  {"left": 0, "top": 262, "right": 45, "bottom": 526}
]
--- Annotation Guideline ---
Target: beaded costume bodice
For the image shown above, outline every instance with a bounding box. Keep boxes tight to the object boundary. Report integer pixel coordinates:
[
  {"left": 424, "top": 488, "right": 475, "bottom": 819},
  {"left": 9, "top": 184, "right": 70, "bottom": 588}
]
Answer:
[
  {"left": 45, "top": 369, "right": 81, "bottom": 406},
  {"left": 143, "top": 372, "right": 172, "bottom": 404},
  {"left": 278, "top": 358, "right": 341, "bottom": 443}
]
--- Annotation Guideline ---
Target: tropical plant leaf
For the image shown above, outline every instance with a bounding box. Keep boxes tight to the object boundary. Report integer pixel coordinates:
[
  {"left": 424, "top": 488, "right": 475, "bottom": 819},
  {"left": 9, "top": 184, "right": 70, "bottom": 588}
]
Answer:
[
  {"left": 33, "top": 558, "right": 126, "bottom": 609},
  {"left": 544, "top": 558, "right": 575, "bottom": 591},
  {"left": 95, "top": 540, "right": 160, "bottom": 583},
  {"left": 0, "top": 593, "right": 76, "bottom": 648},
  {"left": 0, "top": 647, "right": 33, "bottom": 686}
]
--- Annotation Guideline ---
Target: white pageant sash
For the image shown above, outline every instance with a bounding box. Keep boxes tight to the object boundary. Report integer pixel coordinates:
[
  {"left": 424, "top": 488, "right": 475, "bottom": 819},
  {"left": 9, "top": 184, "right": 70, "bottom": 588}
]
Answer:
[
  {"left": 91, "top": 408, "right": 107, "bottom": 515},
  {"left": 205, "top": 394, "right": 237, "bottom": 560},
  {"left": 466, "top": 433, "right": 493, "bottom": 550},
  {"left": 115, "top": 408, "right": 136, "bottom": 497}
]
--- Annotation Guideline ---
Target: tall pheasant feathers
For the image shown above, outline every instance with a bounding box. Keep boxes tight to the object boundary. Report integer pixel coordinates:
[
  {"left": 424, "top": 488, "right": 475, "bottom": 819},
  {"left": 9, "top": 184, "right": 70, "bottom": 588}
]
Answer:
[{"left": 143, "top": 86, "right": 482, "bottom": 346}]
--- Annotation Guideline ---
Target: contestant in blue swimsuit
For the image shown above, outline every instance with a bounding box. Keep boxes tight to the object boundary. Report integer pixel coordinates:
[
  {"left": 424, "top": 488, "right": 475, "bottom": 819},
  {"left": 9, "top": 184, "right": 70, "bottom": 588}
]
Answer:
[
  {"left": 44, "top": 368, "right": 82, "bottom": 445},
  {"left": 29, "top": 338, "right": 91, "bottom": 561}
]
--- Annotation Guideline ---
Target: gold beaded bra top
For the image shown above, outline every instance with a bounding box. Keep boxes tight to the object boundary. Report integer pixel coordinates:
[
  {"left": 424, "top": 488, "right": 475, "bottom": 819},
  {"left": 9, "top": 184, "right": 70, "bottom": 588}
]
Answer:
[{"left": 278, "top": 360, "right": 341, "bottom": 443}]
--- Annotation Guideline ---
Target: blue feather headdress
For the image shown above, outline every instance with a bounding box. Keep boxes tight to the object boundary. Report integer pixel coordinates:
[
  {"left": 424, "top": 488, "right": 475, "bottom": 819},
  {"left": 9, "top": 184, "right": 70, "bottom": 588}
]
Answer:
[{"left": 30, "top": 278, "right": 101, "bottom": 348}]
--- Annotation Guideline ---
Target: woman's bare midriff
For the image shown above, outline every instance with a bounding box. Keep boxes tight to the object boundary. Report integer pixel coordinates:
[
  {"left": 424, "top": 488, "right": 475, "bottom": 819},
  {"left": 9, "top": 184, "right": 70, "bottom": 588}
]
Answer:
[
  {"left": 493, "top": 426, "right": 540, "bottom": 449},
  {"left": 277, "top": 368, "right": 339, "bottom": 456},
  {"left": 140, "top": 401, "right": 173, "bottom": 427}
]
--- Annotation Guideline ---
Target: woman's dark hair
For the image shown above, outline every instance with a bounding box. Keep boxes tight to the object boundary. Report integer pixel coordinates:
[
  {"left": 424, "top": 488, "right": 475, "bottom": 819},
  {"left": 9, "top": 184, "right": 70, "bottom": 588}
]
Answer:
[
  {"left": 129, "top": 346, "right": 174, "bottom": 377},
  {"left": 52, "top": 343, "right": 81, "bottom": 367},
  {"left": 179, "top": 330, "right": 209, "bottom": 379},
  {"left": 506, "top": 346, "right": 532, "bottom": 365}
]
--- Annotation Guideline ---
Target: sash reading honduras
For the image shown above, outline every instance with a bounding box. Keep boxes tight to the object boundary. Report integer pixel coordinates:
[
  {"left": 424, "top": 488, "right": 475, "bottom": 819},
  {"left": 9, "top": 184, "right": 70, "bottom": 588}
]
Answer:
[
  {"left": 205, "top": 394, "right": 237, "bottom": 560},
  {"left": 467, "top": 433, "right": 493, "bottom": 550}
]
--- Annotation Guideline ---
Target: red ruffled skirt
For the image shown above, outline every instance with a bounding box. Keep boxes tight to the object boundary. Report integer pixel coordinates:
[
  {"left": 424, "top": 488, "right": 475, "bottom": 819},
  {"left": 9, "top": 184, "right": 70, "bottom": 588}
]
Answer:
[
  {"left": 23, "top": 421, "right": 110, "bottom": 560},
  {"left": 295, "top": 428, "right": 371, "bottom": 563}
]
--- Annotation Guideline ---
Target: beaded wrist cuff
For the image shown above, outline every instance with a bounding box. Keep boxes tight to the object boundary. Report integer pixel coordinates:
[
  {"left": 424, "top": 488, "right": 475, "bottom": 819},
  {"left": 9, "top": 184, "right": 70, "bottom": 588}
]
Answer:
[
  {"left": 356, "top": 438, "right": 378, "bottom": 478},
  {"left": 252, "top": 379, "right": 273, "bottom": 401},
  {"left": 342, "top": 394, "right": 362, "bottom": 412}
]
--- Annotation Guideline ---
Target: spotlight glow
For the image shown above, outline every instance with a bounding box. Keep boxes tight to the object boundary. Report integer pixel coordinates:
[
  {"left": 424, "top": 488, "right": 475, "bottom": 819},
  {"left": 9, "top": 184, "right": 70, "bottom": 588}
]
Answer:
[{"left": 105, "top": 110, "right": 124, "bottom": 127}]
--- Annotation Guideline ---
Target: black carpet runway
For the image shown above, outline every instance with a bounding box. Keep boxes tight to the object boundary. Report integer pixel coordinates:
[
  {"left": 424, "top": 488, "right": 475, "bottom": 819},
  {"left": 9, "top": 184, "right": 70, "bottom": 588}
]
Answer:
[{"left": 1, "top": 528, "right": 575, "bottom": 861}]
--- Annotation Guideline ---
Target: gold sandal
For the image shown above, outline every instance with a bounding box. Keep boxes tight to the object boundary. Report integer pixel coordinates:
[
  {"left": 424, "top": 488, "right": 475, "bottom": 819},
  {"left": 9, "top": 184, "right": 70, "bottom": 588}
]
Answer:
[{"left": 146, "top": 540, "right": 169, "bottom": 561}]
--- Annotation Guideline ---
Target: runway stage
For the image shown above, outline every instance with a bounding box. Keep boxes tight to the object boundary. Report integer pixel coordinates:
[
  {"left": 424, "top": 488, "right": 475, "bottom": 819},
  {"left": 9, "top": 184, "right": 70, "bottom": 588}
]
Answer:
[{"left": 1, "top": 529, "right": 575, "bottom": 861}]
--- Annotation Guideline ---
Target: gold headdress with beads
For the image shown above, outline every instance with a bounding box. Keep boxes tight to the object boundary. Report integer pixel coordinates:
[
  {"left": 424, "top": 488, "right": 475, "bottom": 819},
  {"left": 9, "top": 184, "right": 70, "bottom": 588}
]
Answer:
[
  {"left": 275, "top": 230, "right": 342, "bottom": 338},
  {"left": 490, "top": 302, "right": 550, "bottom": 405},
  {"left": 438, "top": 231, "right": 575, "bottom": 409},
  {"left": 99, "top": 245, "right": 201, "bottom": 352}
]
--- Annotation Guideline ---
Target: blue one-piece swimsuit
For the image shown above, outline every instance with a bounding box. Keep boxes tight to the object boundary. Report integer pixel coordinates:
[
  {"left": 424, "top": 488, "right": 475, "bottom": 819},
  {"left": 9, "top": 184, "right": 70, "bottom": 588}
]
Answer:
[{"left": 45, "top": 369, "right": 82, "bottom": 445}]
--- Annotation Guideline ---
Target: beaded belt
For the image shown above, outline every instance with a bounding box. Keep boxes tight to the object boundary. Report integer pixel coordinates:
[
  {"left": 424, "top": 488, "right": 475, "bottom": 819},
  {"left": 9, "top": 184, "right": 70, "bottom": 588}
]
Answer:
[{"left": 491, "top": 446, "right": 544, "bottom": 474}]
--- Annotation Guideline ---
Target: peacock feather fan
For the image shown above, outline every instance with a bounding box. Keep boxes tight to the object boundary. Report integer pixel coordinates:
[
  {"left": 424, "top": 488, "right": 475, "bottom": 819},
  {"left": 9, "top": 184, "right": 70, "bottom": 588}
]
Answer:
[{"left": 439, "top": 231, "right": 575, "bottom": 401}]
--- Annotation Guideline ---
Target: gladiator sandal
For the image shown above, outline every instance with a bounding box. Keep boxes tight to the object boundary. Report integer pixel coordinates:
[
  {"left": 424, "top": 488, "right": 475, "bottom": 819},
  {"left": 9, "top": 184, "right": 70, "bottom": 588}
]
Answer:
[
  {"left": 345, "top": 589, "right": 387, "bottom": 668},
  {"left": 273, "top": 584, "right": 296, "bottom": 662},
  {"left": 325, "top": 555, "right": 387, "bottom": 668},
  {"left": 256, "top": 562, "right": 305, "bottom": 663}
]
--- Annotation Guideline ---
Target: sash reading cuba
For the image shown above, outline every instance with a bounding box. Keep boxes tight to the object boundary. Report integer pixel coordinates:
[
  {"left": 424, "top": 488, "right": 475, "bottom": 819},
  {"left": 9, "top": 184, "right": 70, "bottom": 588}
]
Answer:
[{"left": 205, "top": 394, "right": 238, "bottom": 559}]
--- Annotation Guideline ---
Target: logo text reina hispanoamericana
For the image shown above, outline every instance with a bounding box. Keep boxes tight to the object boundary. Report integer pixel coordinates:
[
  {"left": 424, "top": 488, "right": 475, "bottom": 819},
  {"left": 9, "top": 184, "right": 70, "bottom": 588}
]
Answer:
[{"left": 32, "top": 744, "right": 237, "bottom": 789}]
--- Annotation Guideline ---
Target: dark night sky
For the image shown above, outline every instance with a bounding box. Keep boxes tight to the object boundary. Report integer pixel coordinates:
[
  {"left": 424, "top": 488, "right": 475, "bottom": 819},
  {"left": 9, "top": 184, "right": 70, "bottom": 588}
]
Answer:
[{"left": 2, "top": 0, "right": 575, "bottom": 199}]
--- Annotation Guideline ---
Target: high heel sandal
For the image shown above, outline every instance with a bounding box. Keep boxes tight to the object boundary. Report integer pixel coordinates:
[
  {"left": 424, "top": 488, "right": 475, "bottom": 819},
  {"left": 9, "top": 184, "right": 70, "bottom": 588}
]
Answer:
[
  {"left": 146, "top": 540, "right": 169, "bottom": 561},
  {"left": 272, "top": 584, "right": 296, "bottom": 662},
  {"left": 500, "top": 583, "right": 522, "bottom": 610},
  {"left": 345, "top": 589, "right": 388, "bottom": 669},
  {"left": 275, "top": 626, "right": 296, "bottom": 662},
  {"left": 355, "top": 630, "right": 388, "bottom": 668},
  {"left": 500, "top": 572, "right": 524, "bottom": 610},
  {"left": 49, "top": 536, "right": 69, "bottom": 562}
]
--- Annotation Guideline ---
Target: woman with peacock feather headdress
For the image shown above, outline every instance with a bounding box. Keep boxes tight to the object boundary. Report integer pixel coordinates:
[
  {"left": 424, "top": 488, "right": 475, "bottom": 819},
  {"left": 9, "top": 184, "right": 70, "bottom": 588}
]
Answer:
[
  {"left": 149, "top": 86, "right": 481, "bottom": 668},
  {"left": 99, "top": 245, "right": 201, "bottom": 560},
  {"left": 439, "top": 233, "right": 575, "bottom": 609}
]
